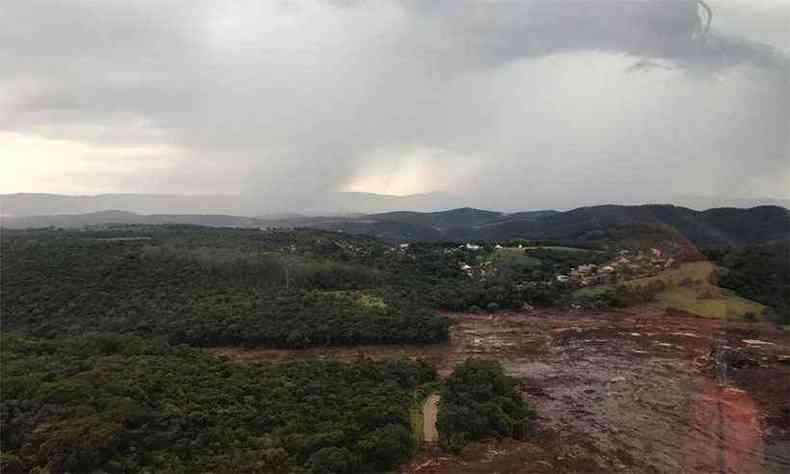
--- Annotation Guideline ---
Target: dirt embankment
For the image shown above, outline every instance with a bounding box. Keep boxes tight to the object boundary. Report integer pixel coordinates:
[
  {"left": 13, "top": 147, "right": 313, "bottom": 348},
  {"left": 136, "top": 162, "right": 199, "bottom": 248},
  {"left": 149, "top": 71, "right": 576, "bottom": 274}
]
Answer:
[{"left": 211, "top": 307, "right": 790, "bottom": 473}]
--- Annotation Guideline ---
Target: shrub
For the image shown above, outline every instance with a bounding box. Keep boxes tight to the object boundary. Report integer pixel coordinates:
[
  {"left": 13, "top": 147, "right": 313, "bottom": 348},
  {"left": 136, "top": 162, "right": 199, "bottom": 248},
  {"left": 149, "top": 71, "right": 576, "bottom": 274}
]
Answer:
[{"left": 437, "top": 359, "right": 534, "bottom": 452}]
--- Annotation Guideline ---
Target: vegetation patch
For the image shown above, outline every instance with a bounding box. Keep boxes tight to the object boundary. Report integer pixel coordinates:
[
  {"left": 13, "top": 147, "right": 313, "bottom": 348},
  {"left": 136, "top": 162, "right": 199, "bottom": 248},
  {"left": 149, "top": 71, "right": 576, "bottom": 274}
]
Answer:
[
  {"left": 0, "top": 333, "right": 436, "bottom": 473},
  {"left": 571, "top": 262, "right": 767, "bottom": 319},
  {"left": 625, "top": 261, "right": 716, "bottom": 288},
  {"left": 572, "top": 286, "right": 611, "bottom": 299},
  {"left": 1, "top": 228, "right": 450, "bottom": 348},
  {"left": 705, "top": 243, "right": 790, "bottom": 325},
  {"left": 656, "top": 287, "right": 765, "bottom": 320},
  {"left": 626, "top": 262, "right": 765, "bottom": 320},
  {"left": 2, "top": 228, "right": 595, "bottom": 343},
  {"left": 494, "top": 247, "right": 542, "bottom": 267},
  {"left": 524, "top": 245, "right": 589, "bottom": 252},
  {"left": 356, "top": 293, "right": 388, "bottom": 312},
  {"left": 437, "top": 359, "right": 534, "bottom": 452}
]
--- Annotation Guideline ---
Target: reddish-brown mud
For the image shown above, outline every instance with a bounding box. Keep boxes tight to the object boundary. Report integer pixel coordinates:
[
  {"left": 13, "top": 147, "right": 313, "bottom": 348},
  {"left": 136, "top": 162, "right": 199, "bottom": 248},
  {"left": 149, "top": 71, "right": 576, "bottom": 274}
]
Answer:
[{"left": 210, "top": 307, "right": 790, "bottom": 473}]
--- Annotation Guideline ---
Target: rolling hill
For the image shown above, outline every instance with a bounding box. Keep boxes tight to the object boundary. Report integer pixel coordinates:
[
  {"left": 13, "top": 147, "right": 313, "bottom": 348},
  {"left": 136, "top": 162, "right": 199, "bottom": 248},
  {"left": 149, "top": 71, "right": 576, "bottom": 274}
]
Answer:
[
  {"left": 2, "top": 203, "right": 788, "bottom": 250},
  {"left": 474, "top": 204, "right": 790, "bottom": 248},
  {"left": 0, "top": 191, "right": 460, "bottom": 217},
  {"left": 311, "top": 205, "right": 790, "bottom": 249}
]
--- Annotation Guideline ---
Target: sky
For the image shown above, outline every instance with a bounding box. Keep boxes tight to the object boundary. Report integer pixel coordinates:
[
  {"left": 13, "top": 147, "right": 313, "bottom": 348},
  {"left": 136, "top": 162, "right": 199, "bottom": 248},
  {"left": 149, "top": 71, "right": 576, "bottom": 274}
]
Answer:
[{"left": 1, "top": 0, "right": 789, "bottom": 210}]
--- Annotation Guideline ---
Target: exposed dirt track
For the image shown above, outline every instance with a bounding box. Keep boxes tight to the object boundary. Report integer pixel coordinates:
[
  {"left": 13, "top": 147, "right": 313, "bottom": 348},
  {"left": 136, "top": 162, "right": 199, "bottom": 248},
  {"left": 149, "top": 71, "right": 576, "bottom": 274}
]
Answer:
[
  {"left": 422, "top": 394, "right": 440, "bottom": 443},
  {"left": 210, "top": 307, "right": 790, "bottom": 473}
]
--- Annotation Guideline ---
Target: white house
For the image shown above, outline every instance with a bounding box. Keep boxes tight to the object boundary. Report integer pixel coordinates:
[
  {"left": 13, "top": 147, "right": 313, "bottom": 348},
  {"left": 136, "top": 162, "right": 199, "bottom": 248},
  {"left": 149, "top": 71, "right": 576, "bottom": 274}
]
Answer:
[{"left": 460, "top": 263, "right": 473, "bottom": 277}]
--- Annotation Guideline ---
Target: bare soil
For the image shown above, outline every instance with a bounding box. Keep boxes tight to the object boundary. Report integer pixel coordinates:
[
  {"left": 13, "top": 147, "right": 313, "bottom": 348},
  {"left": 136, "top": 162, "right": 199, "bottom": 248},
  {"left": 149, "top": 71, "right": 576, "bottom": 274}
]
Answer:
[
  {"left": 423, "top": 394, "right": 440, "bottom": 443},
  {"left": 210, "top": 306, "right": 790, "bottom": 473}
]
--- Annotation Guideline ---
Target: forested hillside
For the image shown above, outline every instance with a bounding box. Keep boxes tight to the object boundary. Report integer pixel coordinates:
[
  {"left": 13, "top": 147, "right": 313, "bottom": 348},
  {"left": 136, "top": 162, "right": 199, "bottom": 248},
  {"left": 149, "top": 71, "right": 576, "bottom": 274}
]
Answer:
[{"left": 319, "top": 205, "right": 790, "bottom": 248}]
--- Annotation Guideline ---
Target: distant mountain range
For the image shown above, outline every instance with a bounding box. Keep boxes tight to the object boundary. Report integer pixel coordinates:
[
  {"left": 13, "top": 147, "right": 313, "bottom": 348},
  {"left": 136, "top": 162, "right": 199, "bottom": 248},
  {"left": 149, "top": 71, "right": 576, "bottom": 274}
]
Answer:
[
  {"left": 2, "top": 192, "right": 788, "bottom": 218},
  {"left": 0, "top": 192, "right": 461, "bottom": 217},
  {"left": 3, "top": 201, "right": 788, "bottom": 249},
  {"left": 314, "top": 205, "right": 790, "bottom": 248}
]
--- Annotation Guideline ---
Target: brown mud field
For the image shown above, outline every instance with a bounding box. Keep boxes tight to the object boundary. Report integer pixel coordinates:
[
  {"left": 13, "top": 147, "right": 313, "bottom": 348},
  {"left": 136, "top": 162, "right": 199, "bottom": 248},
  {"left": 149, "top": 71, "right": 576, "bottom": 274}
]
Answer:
[{"left": 210, "top": 307, "right": 790, "bottom": 473}]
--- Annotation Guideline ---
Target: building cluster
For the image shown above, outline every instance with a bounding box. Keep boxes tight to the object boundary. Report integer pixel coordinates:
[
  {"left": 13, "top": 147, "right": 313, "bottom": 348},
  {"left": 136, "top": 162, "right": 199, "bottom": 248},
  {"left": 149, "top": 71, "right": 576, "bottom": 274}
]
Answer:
[{"left": 558, "top": 248, "right": 676, "bottom": 287}]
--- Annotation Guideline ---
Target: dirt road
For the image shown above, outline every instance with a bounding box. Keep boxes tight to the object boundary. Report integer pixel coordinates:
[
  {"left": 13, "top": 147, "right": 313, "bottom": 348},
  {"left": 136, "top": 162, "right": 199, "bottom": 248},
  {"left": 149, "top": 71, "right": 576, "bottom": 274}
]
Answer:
[
  {"left": 211, "top": 307, "right": 790, "bottom": 473},
  {"left": 423, "top": 394, "right": 440, "bottom": 443}
]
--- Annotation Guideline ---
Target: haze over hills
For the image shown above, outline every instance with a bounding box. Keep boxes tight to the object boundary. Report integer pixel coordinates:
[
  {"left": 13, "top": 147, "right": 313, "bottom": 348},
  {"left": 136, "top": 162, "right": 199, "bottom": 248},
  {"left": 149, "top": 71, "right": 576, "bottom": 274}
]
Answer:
[
  {"left": 317, "top": 205, "right": 790, "bottom": 248},
  {"left": 0, "top": 192, "right": 460, "bottom": 218},
  {"left": 4, "top": 202, "right": 788, "bottom": 250},
  {"left": 2, "top": 193, "right": 788, "bottom": 218}
]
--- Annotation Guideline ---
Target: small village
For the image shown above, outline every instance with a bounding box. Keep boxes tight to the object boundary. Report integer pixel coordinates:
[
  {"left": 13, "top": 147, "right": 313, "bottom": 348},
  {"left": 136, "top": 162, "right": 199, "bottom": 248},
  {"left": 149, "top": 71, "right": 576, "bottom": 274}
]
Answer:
[
  {"left": 450, "top": 242, "right": 679, "bottom": 289},
  {"left": 558, "top": 248, "right": 676, "bottom": 288}
]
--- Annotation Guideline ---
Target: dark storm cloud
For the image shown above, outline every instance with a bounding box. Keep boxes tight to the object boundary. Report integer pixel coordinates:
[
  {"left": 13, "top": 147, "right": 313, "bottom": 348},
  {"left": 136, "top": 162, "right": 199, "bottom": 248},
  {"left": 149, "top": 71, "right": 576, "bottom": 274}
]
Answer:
[{"left": 1, "top": 0, "right": 788, "bottom": 206}]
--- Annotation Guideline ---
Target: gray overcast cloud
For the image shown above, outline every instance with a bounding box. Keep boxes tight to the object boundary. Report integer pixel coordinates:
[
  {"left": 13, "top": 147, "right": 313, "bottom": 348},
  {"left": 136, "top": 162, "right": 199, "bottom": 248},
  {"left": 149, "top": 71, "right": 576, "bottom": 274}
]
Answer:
[{"left": 1, "top": 0, "right": 788, "bottom": 210}]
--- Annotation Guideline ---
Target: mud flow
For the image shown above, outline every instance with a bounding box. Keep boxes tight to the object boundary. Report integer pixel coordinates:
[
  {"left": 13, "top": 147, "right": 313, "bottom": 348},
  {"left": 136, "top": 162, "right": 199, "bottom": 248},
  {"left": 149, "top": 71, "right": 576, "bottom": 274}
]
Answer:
[{"left": 211, "top": 307, "right": 790, "bottom": 473}]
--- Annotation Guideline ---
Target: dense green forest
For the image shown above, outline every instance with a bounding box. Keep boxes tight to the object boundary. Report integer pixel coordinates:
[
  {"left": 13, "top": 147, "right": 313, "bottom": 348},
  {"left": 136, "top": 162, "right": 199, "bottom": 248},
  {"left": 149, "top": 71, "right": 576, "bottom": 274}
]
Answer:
[
  {"left": 705, "top": 242, "right": 790, "bottom": 324},
  {"left": 2, "top": 227, "right": 607, "bottom": 346},
  {"left": 0, "top": 226, "right": 600, "bottom": 472},
  {"left": 2, "top": 227, "right": 453, "bottom": 347},
  {"left": 437, "top": 359, "right": 535, "bottom": 452},
  {"left": 5, "top": 225, "right": 784, "bottom": 338},
  {"left": 1, "top": 334, "right": 536, "bottom": 473},
  {"left": 1, "top": 333, "right": 435, "bottom": 473}
]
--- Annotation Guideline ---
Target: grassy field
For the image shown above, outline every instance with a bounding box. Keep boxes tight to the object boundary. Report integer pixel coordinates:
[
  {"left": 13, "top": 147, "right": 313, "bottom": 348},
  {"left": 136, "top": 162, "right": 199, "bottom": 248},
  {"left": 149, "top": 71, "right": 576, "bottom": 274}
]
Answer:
[
  {"left": 495, "top": 247, "right": 542, "bottom": 266},
  {"left": 626, "top": 261, "right": 716, "bottom": 288},
  {"left": 629, "top": 262, "right": 765, "bottom": 319},
  {"left": 655, "top": 286, "right": 765, "bottom": 319},
  {"left": 574, "top": 262, "right": 766, "bottom": 320},
  {"left": 524, "top": 245, "right": 589, "bottom": 253}
]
